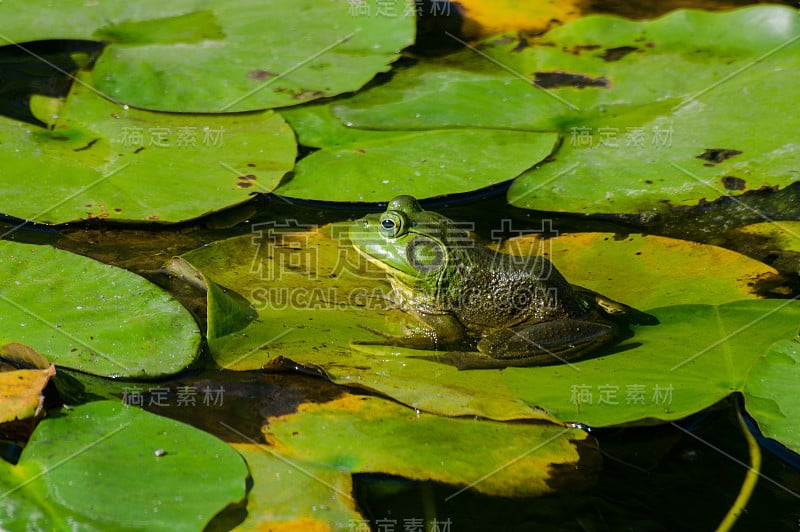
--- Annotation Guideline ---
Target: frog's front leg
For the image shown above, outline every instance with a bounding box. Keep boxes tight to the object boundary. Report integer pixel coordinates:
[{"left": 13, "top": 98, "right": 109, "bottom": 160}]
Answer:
[
  {"left": 356, "top": 312, "right": 469, "bottom": 350},
  {"left": 477, "top": 319, "right": 616, "bottom": 365}
]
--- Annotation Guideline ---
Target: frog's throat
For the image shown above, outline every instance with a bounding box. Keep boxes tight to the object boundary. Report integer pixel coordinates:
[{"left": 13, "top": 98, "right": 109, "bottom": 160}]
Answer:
[{"left": 352, "top": 245, "right": 444, "bottom": 299}]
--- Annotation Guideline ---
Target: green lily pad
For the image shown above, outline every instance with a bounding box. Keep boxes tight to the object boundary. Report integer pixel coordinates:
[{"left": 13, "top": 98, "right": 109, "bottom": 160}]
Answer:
[
  {"left": 276, "top": 104, "right": 559, "bottom": 202},
  {"left": 173, "top": 223, "right": 788, "bottom": 424},
  {"left": 743, "top": 339, "right": 800, "bottom": 452},
  {"left": 231, "top": 443, "right": 361, "bottom": 531},
  {"left": 0, "top": 71, "right": 295, "bottom": 224},
  {"left": 0, "top": 241, "right": 200, "bottom": 378},
  {"left": 264, "top": 394, "right": 598, "bottom": 498},
  {"left": 0, "top": 0, "right": 415, "bottom": 112},
  {"left": 327, "top": 6, "right": 800, "bottom": 213},
  {"left": 0, "top": 401, "right": 248, "bottom": 531},
  {"left": 504, "top": 299, "right": 800, "bottom": 429}
]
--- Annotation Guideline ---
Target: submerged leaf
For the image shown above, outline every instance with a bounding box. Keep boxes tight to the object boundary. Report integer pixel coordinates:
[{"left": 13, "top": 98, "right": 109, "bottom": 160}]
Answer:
[{"left": 744, "top": 339, "right": 800, "bottom": 453}]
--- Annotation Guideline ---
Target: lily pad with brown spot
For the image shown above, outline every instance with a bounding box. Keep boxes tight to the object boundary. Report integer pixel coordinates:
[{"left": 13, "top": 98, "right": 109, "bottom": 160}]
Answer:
[
  {"left": 0, "top": 71, "right": 295, "bottom": 224},
  {"left": 326, "top": 6, "right": 800, "bottom": 213}
]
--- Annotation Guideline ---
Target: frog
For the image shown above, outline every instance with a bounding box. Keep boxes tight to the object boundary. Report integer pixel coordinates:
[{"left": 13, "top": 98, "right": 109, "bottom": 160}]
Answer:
[{"left": 347, "top": 195, "right": 634, "bottom": 369}]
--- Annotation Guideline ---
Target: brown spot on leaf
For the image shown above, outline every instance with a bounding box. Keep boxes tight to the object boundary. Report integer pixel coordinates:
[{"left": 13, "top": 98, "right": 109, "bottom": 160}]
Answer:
[
  {"left": 534, "top": 71, "right": 609, "bottom": 89},
  {"left": 148, "top": 215, "right": 160, "bottom": 221},
  {"left": 563, "top": 44, "right": 601, "bottom": 55},
  {"left": 247, "top": 163, "right": 256, "bottom": 167},
  {"left": 602, "top": 46, "right": 638, "bottom": 62},
  {"left": 236, "top": 182, "right": 253, "bottom": 189},
  {"left": 696, "top": 148, "right": 742, "bottom": 163},
  {"left": 274, "top": 87, "right": 325, "bottom": 100},
  {"left": 247, "top": 69, "right": 276, "bottom": 81},
  {"left": 238, "top": 174, "right": 257, "bottom": 181},
  {"left": 73, "top": 138, "right": 100, "bottom": 152},
  {"left": 134, "top": 146, "right": 145, "bottom": 154},
  {"left": 721, "top": 176, "right": 746, "bottom": 191},
  {"left": 491, "top": 36, "right": 516, "bottom": 46}
]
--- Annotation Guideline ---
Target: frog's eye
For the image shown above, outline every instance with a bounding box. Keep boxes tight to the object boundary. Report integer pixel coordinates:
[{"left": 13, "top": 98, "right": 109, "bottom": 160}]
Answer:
[
  {"left": 379, "top": 211, "right": 406, "bottom": 238},
  {"left": 407, "top": 237, "right": 445, "bottom": 273}
]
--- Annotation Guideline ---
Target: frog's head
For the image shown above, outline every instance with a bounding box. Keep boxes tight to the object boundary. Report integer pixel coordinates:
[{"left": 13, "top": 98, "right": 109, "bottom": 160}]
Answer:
[{"left": 348, "top": 195, "right": 459, "bottom": 294}]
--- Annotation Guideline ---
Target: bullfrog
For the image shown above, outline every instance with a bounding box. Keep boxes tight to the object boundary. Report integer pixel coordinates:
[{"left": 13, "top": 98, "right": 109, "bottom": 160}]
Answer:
[{"left": 348, "top": 195, "right": 632, "bottom": 369}]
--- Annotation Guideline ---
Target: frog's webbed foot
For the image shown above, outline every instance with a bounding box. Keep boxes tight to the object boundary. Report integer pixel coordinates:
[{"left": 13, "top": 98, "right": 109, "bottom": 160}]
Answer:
[
  {"left": 414, "top": 351, "right": 542, "bottom": 370},
  {"left": 354, "top": 313, "right": 469, "bottom": 351},
  {"left": 477, "top": 319, "right": 616, "bottom": 365},
  {"left": 354, "top": 324, "right": 441, "bottom": 350}
]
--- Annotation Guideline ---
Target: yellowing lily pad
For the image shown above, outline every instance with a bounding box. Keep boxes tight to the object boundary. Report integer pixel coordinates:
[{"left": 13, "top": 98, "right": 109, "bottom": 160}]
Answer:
[
  {"left": 499, "top": 232, "right": 777, "bottom": 309},
  {"left": 0, "top": 71, "right": 295, "bottom": 224},
  {"left": 173, "top": 220, "right": 794, "bottom": 428},
  {"left": 263, "top": 394, "right": 598, "bottom": 498},
  {"left": 171, "top": 226, "right": 548, "bottom": 421},
  {"left": 0, "top": 365, "right": 54, "bottom": 423},
  {"left": 457, "top": 0, "right": 585, "bottom": 38},
  {"left": 231, "top": 443, "right": 361, "bottom": 531}
]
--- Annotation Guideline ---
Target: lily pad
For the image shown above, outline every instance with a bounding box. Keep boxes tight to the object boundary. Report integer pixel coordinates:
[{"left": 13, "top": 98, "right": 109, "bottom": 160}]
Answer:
[
  {"left": 231, "top": 443, "right": 361, "bottom": 531},
  {"left": 173, "top": 223, "right": 786, "bottom": 423},
  {"left": 277, "top": 104, "right": 559, "bottom": 202},
  {"left": 503, "top": 299, "right": 800, "bottom": 430},
  {"left": 264, "top": 394, "right": 598, "bottom": 498},
  {"left": 0, "top": 0, "right": 415, "bottom": 112},
  {"left": 0, "top": 241, "right": 200, "bottom": 378},
  {"left": 0, "top": 401, "right": 249, "bottom": 531},
  {"left": 743, "top": 339, "right": 800, "bottom": 452},
  {"left": 499, "top": 232, "right": 777, "bottom": 309},
  {"left": 0, "top": 71, "right": 295, "bottom": 224},
  {"left": 327, "top": 6, "right": 800, "bottom": 213},
  {"left": 171, "top": 226, "right": 547, "bottom": 421}
]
